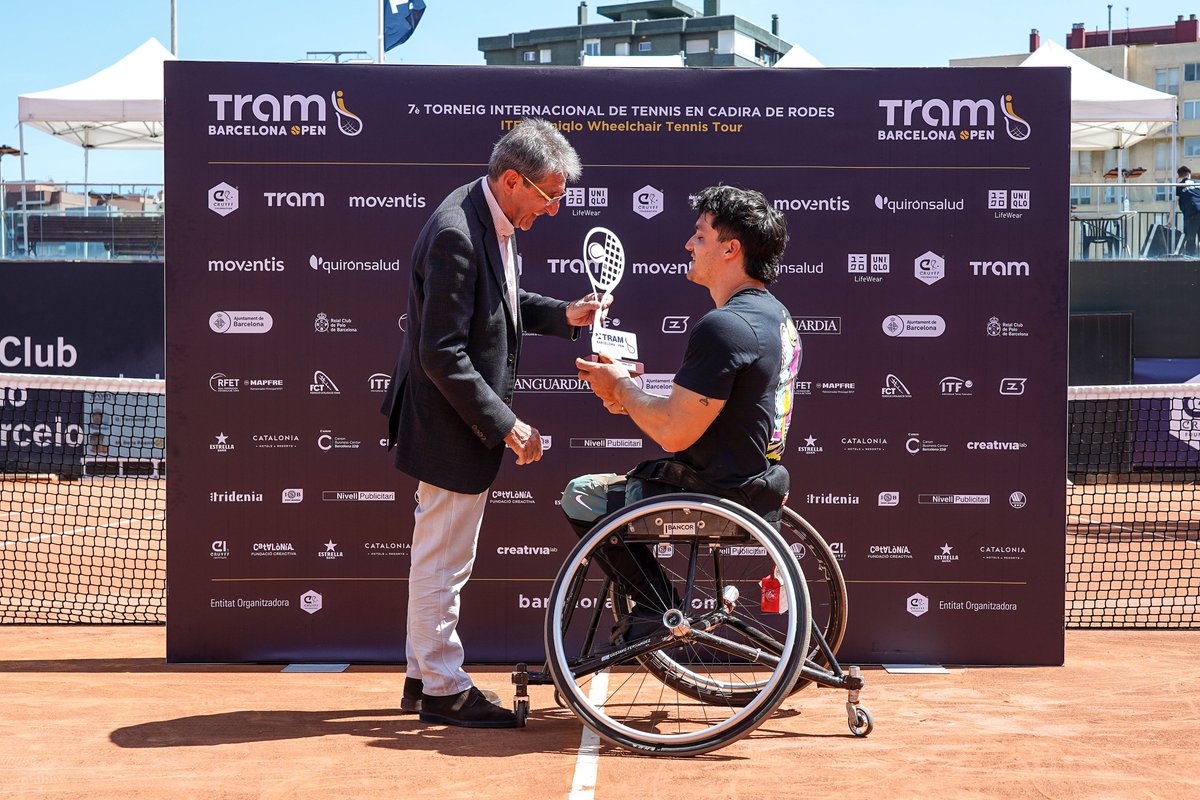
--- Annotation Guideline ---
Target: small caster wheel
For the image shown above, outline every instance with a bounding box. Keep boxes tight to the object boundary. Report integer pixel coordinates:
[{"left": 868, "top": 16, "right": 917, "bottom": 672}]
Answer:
[
  {"left": 514, "top": 697, "right": 529, "bottom": 727},
  {"left": 849, "top": 706, "right": 873, "bottom": 737}
]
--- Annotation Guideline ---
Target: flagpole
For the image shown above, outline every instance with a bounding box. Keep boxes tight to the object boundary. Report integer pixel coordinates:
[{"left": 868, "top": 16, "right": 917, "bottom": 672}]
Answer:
[{"left": 378, "top": 0, "right": 385, "bottom": 64}]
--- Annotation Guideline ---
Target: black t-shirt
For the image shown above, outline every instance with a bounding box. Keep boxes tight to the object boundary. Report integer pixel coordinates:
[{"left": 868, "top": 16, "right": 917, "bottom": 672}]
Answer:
[{"left": 671, "top": 288, "right": 802, "bottom": 490}]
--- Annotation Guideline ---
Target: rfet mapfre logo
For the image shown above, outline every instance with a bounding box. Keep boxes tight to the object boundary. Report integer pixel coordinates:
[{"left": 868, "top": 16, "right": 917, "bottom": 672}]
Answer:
[{"left": 207, "top": 90, "right": 363, "bottom": 137}]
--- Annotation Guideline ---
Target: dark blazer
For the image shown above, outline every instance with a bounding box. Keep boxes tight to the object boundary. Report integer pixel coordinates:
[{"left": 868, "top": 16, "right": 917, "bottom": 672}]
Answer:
[{"left": 381, "top": 178, "right": 578, "bottom": 494}]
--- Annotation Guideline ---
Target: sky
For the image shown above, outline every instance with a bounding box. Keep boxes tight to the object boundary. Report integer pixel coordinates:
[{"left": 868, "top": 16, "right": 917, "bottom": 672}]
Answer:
[{"left": 1, "top": 0, "right": 1192, "bottom": 185}]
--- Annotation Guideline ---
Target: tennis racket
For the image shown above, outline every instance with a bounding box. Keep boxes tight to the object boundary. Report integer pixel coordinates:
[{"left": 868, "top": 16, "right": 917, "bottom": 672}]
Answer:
[{"left": 582, "top": 226, "right": 625, "bottom": 328}]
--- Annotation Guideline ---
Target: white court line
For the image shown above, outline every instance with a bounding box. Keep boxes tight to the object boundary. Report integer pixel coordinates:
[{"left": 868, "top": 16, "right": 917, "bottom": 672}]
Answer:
[
  {"left": 568, "top": 669, "right": 609, "bottom": 800},
  {"left": 1068, "top": 514, "right": 1142, "bottom": 535},
  {"left": 0, "top": 504, "right": 69, "bottom": 519},
  {"left": 0, "top": 513, "right": 164, "bottom": 547}
]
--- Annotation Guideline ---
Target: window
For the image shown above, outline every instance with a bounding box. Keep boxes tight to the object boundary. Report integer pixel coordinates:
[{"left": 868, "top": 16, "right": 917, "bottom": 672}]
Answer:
[
  {"left": 1070, "top": 185, "right": 1093, "bottom": 206},
  {"left": 615, "top": 42, "right": 630, "bottom": 56},
  {"left": 1103, "top": 150, "right": 1118, "bottom": 172},
  {"left": 522, "top": 51, "right": 536, "bottom": 63},
  {"left": 1186, "top": 63, "right": 1200, "bottom": 81},
  {"left": 686, "top": 38, "right": 709, "bottom": 54},
  {"left": 1185, "top": 136, "right": 1200, "bottom": 157},
  {"left": 584, "top": 38, "right": 601, "bottom": 56},
  {"left": 1155, "top": 142, "right": 1169, "bottom": 170},
  {"left": 1102, "top": 186, "right": 1118, "bottom": 205},
  {"left": 1185, "top": 100, "right": 1200, "bottom": 120},
  {"left": 1157, "top": 67, "right": 1180, "bottom": 95},
  {"left": 1073, "top": 150, "right": 1091, "bottom": 175},
  {"left": 638, "top": 41, "right": 652, "bottom": 53},
  {"left": 1156, "top": 184, "right": 1171, "bottom": 202},
  {"left": 539, "top": 48, "right": 551, "bottom": 64}
]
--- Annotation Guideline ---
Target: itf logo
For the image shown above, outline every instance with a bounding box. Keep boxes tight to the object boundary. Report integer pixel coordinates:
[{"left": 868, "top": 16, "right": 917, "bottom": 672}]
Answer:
[
  {"left": 208, "top": 182, "right": 239, "bottom": 216},
  {"left": 633, "top": 185, "right": 664, "bottom": 219}
]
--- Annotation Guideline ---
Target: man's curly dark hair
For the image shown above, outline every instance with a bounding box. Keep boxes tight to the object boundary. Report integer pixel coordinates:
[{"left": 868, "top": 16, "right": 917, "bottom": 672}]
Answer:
[{"left": 690, "top": 185, "right": 789, "bottom": 284}]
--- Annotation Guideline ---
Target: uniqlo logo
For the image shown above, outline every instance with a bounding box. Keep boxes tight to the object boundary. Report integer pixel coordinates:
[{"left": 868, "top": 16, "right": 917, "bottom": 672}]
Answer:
[
  {"left": 848, "top": 253, "right": 867, "bottom": 273},
  {"left": 1010, "top": 190, "right": 1030, "bottom": 209},
  {"left": 564, "top": 187, "right": 585, "bottom": 207},
  {"left": 588, "top": 188, "right": 608, "bottom": 207},
  {"left": 988, "top": 190, "right": 1007, "bottom": 209},
  {"left": 870, "top": 253, "right": 890, "bottom": 273}
]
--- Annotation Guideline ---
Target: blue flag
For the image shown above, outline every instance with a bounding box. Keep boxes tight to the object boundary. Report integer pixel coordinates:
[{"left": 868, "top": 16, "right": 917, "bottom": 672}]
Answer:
[{"left": 384, "top": 0, "right": 426, "bottom": 51}]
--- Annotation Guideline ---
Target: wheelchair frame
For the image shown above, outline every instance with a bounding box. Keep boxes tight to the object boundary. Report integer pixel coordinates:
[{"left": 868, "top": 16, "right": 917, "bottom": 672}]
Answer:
[{"left": 510, "top": 492, "right": 873, "bottom": 756}]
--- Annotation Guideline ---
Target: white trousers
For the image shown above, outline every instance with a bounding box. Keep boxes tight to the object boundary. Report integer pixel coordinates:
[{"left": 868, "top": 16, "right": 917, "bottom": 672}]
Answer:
[{"left": 405, "top": 480, "right": 487, "bottom": 697}]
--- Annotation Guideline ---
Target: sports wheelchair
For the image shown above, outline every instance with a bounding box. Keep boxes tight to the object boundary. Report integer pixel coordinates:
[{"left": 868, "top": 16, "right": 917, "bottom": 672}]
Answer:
[{"left": 510, "top": 492, "right": 873, "bottom": 756}]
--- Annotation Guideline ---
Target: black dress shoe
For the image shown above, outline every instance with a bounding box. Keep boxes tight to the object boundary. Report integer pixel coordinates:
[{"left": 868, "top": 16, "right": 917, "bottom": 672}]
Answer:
[
  {"left": 419, "top": 686, "right": 519, "bottom": 729},
  {"left": 401, "top": 677, "right": 502, "bottom": 714},
  {"left": 400, "top": 676, "right": 423, "bottom": 714}
]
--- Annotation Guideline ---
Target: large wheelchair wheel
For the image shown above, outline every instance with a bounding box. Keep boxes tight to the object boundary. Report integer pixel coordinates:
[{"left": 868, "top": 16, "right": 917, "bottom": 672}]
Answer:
[
  {"left": 615, "top": 504, "right": 847, "bottom": 704},
  {"left": 544, "top": 493, "right": 810, "bottom": 756}
]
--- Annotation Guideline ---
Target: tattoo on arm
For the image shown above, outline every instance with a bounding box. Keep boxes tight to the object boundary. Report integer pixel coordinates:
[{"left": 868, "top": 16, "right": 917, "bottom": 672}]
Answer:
[{"left": 698, "top": 397, "right": 710, "bottom": 406}]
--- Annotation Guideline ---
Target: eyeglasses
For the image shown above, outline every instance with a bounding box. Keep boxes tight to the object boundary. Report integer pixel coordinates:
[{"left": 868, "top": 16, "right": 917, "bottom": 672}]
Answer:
[{"left": 518, "top": 172, "right": 567, "bottom": 207}]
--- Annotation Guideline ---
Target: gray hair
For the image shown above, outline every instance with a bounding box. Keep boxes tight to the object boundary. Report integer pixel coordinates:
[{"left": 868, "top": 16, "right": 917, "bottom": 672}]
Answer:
[{"left": 487, "top": 118, "right": 582, "bottom": 182}]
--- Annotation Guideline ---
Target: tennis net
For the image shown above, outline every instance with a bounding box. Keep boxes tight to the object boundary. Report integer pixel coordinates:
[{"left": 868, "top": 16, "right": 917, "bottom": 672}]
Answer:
[
  {"left": 3, "top": 375, "right": 1197, "bottom": 628},
  {"left": 1, "top": 373, "right": 165, "bottom": 623},
  {"left": 1067, "top": 384, "right": 1200, "bottom": 628}
]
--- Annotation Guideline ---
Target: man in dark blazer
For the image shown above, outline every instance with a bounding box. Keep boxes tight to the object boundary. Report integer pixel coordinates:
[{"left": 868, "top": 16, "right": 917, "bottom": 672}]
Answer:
[{"left": 381, "top": 119, "right": 607, "bottom": 728}]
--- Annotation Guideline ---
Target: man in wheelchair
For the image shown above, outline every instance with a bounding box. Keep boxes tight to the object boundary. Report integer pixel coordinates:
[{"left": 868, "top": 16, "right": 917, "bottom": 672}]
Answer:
[{"left": 564, "top": 184, "right": 801, "bottom": 649}]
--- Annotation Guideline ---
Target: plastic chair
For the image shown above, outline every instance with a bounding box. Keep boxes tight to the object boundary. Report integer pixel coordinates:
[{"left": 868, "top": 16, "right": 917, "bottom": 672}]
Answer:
[{"left": 1080, "top": 218, "right": 1124, "bottom": 259}]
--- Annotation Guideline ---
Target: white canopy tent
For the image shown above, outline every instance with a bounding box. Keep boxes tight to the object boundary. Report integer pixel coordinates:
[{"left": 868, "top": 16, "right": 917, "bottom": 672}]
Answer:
[
  {"left": 1020, "top": 40, "right": 1176, "bottom": 151},
  {"left": 12, "top": 37, "right": 173, "bottom": 254},
  {"left": 773, "top": 43, "right": 823, "bottom": 69}
]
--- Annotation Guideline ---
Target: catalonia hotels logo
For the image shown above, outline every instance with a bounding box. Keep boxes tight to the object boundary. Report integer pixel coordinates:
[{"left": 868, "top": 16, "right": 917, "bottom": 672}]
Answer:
[
  {"left": 207, "top": 90, "right": 363, "bottom": 137},
  {"left": 877, "top": 95, "right": 1030, "bottom": 142}
]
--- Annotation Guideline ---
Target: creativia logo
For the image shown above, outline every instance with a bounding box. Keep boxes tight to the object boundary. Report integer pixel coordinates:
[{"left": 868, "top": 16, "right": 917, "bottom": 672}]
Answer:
[
  {"left": 914, "top": 251, "right": 945, "bottom": 285},
  {"left": 300, "top": 590, "right": 323, "bottom": 614},
  {"left": 906, "top": 592, "right": 929, "bottom": 617},
  {"left": 208, "top": 182, "right": 239, "bottom": 216},
  {"left": 633, "top": 185, "right": 664, "bottom": 219},
  {"left": 662, "top": 316, "right": 689, "bottom": 333}
]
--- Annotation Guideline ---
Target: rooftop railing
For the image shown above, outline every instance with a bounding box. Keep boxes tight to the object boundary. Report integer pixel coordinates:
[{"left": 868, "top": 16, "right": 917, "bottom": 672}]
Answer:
[{"left": 0, "top": 183, "right": 164, "bottom": 261}]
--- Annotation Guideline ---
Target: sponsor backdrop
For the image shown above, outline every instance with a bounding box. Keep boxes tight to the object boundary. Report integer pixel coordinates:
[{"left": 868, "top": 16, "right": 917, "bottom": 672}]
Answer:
[{"left": 165, "top": 63, "right": 1069, "bottom": 665}]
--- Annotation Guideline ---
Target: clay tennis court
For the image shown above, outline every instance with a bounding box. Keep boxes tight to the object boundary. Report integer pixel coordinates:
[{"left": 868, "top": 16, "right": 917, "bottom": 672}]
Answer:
[
  {"left": 2, "top": 626, "right": 1198, "bottom": 798},
  {"left": 3, "top": 477, "right": 1199, "bottom": 796}
]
